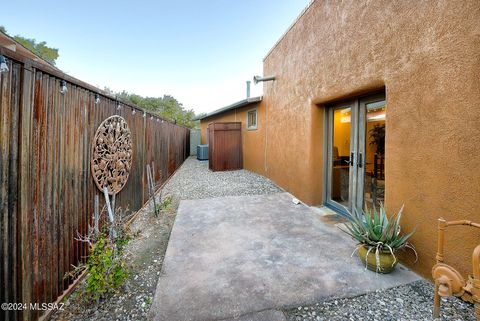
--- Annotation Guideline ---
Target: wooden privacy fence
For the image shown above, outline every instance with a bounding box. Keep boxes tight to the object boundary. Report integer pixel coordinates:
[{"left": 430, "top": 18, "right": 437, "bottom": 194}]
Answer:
[{"left": 0, "top": 47, "right": 190, "bottom": 321}]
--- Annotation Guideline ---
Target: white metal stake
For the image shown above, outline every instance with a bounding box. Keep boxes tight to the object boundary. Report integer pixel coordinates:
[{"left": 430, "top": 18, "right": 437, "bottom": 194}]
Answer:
[{"left": 103, "top": 187, "right": 117, "bottom": 239}]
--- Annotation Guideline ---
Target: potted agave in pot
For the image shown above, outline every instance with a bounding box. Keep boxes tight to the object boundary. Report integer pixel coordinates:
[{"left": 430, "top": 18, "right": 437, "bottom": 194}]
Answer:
[{"left": 339, "top": 204, "right": 417, "bottom": 273}]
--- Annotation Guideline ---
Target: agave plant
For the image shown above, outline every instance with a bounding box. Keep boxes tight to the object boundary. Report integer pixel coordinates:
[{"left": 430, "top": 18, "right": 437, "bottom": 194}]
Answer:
[{"left": 339, "top": 203, "right": 418, "bottom": 271}]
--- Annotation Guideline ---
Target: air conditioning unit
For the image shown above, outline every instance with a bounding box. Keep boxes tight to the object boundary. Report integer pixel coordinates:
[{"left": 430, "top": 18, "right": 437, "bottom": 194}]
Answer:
[{"left": 197, "top": 144, "right": 208, "bottom": 160}]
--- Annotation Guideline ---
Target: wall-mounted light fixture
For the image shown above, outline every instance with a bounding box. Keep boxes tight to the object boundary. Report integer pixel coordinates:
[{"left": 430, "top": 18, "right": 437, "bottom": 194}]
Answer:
[
  {"left": 0, "top": 55, "right": 8, "bottom": 73},
  {"left": 132, "top": 109, "right": 136, "bottom": 115},
  {"left": 95, "top": 93, "right": 100, "bottom": 104},
  {"left": 143, "top": 112, "right": 146, "bottom": 118},
  {"left": 60, "top": 80, "right": 68, "bottom": 94},
  {"left": 253, "top": 75, "right": 276, "bottom": 85},
  {"left": 150, "top": 116, "right": 154, "bottom": 120},
  {"left": 117, "top": 102, "right": 121, "bottom": 110},
  {"left": 156, "top": 118, "right": 160, "bottom": 122}
]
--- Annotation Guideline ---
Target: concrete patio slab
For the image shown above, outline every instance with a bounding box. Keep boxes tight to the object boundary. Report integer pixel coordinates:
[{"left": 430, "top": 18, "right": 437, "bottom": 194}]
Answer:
[{"left": 149, "top": 192, "right": 421, "bottom": 321}]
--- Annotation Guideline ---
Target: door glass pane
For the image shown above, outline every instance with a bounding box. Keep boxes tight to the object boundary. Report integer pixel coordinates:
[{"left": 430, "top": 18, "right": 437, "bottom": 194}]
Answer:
[
  {"left": 331, "top": 107, "right": 351, "bottom": 207},
  {"left": 364, "top": 100, "right": 386, "bottom": 209}
]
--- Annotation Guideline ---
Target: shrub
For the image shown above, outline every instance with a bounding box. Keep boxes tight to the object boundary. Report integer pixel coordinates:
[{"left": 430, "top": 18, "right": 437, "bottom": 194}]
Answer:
[{"left": 84, "top": 231, "right": 129, "bottom": 302}]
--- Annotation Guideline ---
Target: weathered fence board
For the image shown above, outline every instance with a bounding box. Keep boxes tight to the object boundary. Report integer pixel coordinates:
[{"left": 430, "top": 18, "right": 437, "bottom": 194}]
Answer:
[{"left": 0, "top": 49, "right": 189, "bottom": 321}]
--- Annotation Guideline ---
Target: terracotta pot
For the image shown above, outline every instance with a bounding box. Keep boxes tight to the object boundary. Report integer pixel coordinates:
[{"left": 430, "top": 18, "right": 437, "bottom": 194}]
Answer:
[{"left": 358, "top": 245, "right": 398, "bottom": 274}]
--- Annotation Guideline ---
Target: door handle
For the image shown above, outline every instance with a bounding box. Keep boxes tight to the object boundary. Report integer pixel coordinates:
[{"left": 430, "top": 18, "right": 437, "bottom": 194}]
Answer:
[
  {"left": 358, "top": 153, "right": 363, "bottom": 168},
  {"left": 343, "top": 152, "right": 354, "bottom": 166}
]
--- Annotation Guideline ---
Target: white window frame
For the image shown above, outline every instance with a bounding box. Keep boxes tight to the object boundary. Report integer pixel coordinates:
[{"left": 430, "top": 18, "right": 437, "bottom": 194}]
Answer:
[{"left": 247, "top": 108, "right": 258, "bottom": 130}]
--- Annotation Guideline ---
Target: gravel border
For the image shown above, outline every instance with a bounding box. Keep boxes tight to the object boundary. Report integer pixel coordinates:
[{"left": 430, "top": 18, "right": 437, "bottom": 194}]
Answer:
[{"left": 285, "top": 280, "right": 475, "bottom": 321}]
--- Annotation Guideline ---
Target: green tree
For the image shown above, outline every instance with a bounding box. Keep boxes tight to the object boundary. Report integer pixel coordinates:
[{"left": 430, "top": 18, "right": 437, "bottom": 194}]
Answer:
[
  {"left": 0, "top": 26, "right": 59, "bottom": 65},
  {"left": 115, "top": 91, "right": 198, "bottom": 128}
]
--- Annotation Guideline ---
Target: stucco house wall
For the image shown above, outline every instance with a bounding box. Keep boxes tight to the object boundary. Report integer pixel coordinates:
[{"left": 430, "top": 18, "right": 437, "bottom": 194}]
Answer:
[{"left": 261, "top": 0, "right": 480, "bottom": 278}]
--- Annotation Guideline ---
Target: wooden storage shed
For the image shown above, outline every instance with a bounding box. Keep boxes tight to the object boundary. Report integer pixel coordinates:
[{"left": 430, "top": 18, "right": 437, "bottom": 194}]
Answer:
[{"left": 208, "top": 122, "right": 243, "bottom": 171}]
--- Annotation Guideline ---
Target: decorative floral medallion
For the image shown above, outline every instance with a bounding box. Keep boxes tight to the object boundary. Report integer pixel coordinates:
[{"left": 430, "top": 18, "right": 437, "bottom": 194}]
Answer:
[{"left": 91, "top": 115, "right": 133, "bottom": 194}]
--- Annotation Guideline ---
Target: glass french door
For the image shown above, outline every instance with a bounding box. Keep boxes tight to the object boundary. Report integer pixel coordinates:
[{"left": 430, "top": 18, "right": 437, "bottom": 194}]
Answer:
[{"left": 326, "top": 94, "right": 386, "bottom": 215}]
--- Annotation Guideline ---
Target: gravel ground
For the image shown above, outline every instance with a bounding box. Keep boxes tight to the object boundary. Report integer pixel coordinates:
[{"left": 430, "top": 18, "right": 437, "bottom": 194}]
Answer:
[
  {"left": 285, "top": 280, "right": 475, "bottom": 321},
  {"left": 160, "top": 157, "right": 281, "bottom": 206}
]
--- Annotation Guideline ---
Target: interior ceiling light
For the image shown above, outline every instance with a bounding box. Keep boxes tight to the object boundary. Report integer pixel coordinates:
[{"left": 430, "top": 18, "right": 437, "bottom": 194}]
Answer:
[{"left": 367, "top": 112, "right": 386, "bottom": 121}]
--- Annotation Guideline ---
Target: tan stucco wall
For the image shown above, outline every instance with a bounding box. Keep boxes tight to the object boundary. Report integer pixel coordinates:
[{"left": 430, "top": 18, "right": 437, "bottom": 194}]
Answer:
[
  {"left": 200, "top": 101, "right": 266, "bottom": 175},
  {"left": 260, "top": 0, "right": 480, "bottom": 279}
]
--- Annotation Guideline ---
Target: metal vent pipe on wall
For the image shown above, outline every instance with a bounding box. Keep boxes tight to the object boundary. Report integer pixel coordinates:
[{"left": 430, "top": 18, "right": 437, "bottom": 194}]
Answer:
[{"left": 253, "top": 75, "right": 276, "bottom": 84}]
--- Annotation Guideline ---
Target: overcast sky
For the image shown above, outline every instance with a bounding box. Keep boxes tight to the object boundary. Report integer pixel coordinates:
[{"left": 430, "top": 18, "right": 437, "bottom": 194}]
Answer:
[{"left": 1, "top": 0, "right": 310, "bottom": 114}]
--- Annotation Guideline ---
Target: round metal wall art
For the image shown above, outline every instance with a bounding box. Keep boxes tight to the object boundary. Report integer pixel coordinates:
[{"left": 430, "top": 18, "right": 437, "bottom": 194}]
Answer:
[{"left": 91, "top": 115, "right": 133, "bottom": 195}]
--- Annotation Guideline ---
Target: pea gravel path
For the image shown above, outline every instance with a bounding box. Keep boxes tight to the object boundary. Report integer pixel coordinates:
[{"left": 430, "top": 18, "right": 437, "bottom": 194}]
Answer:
[{"left": 161, "top": 157, "right": 281, "bottom": 204}]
